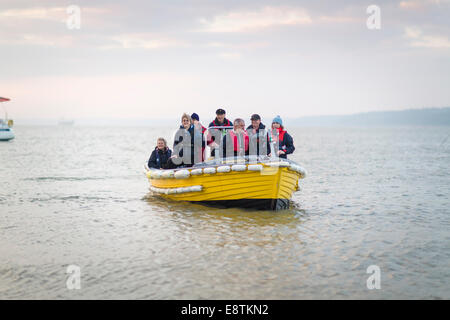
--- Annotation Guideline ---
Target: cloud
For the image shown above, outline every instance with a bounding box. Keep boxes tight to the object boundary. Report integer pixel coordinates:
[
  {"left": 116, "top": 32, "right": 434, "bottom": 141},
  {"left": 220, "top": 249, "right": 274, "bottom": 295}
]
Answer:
[
  {"left": 399, "top": 0, "right": 450, "bottom": 9},
  {"left": 0, "top": 6, "right": 109, "bottom": 22},
  {"left": 0, "top": 7, "right": 65, "bottom": 21},
  {"left": 107, "top": 33, "right": 188, "bottom": 49},
  {"left": 404, "top": 26, "right": 450, "bottom": 48},
  {"left": 198, "top": 6, "right": 312, "bottom": 33},
  {"left": 0, "top": 5, "right": 117, "bottom": 47}
]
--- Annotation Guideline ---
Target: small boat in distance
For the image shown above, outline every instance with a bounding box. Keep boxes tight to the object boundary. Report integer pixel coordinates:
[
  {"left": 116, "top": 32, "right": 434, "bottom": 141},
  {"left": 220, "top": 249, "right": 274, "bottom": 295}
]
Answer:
[{"left": 0, "top": 97, "right": 14, "bottom": 141}]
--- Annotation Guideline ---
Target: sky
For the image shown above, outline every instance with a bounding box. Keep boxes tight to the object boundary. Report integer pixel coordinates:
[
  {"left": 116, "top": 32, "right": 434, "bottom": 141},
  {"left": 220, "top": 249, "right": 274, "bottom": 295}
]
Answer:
[{"left": 1, "top": 0, "right": 450, "bottom": 121}]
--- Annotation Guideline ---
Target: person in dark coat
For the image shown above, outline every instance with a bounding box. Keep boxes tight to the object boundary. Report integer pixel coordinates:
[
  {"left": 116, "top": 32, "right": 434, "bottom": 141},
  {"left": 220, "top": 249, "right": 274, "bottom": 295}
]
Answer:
[
  {"left": 172, "top": 113, "right": 205, "bottom": 167},
  {"left": 271, "top": 115, "right": 295, "bottom": 159},
  {"left": 208, "top": 108, "right": 233, "bottom": 157},
  {"left": 247, "top": 114, "right": 271, "bottom": 157},
  {"left": 148, "top": 138, "right": 172, "bottom": 169}
]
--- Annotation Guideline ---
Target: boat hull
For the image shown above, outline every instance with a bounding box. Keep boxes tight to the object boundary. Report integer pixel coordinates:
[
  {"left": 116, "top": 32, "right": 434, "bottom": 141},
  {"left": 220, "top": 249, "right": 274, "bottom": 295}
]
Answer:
[
  {"left": 146, "top": 161, "right": 305, "bottom": 211},
  {"left": 199, "top": 198, "right": 290, "bottom": 210},
  {"left": 0, "top": 129, "right": 14, "bottom": 141}
]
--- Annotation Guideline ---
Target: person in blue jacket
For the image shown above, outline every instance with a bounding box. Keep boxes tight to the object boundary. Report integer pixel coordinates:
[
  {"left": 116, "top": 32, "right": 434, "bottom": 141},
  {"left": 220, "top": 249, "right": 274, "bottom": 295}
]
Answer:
[
  {"left": 148, "top": 137, "right": 172, "bottom": 169},
  {"left": 271, "top": 115, "right": 295, "bottom": 159}
]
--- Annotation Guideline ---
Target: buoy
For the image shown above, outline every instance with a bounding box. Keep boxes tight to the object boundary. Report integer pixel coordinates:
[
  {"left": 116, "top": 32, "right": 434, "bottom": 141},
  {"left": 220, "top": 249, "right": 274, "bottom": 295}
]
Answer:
[
  {"left": 191, "top": 169, "right": 203, "bottom": 175},
  {"left": 152, "top": 170, "right": 163, "bottom": 179},
  {"left": 231, "top": 164, "right": 247, "bottom": 172},
  {"left": 161, "top": 170, "right": 174, "bottom": 179},
  {"left": 248, "top": 164, "right": 263, "bottom": 172},
  {"left": 203, "top": 167, "right": 216, "bottom": 174},
  {"left": 174, "top": 169, "right": 190, "bottom": 179},
  {"left": 217, "top": 166, "right": 231, "bottom": 173}
]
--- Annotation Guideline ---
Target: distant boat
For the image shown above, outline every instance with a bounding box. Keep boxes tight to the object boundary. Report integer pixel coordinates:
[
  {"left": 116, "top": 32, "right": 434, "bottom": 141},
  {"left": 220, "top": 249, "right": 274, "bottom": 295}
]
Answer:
[
  {"left": 58, "top": 119, "right": 75, "bottom": 126},
  {"left": 0, "top": 97, "right": 14, "bottom": 141}
]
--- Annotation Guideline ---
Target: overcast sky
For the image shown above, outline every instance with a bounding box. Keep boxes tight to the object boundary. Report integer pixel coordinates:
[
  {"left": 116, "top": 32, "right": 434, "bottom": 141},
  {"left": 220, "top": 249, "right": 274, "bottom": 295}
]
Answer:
[{"left": 1, "top": 0, "right": 450, "bottom": 121}]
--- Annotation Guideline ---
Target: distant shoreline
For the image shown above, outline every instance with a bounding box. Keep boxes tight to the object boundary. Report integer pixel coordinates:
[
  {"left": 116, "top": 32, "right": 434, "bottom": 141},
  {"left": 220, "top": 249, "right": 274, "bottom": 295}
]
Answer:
[{"left": 11, "top": 107, "right": 450, "bottom": 127}]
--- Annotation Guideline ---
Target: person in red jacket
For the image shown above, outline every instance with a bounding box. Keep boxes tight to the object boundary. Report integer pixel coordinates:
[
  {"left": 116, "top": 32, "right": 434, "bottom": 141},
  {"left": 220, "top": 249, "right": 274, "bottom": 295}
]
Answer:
[
  {"left": 271, "top": 115, "right": 295, "bottom": 159},
  {"left": 221, "top": 118, "right": 249, "bottom": 158},
  {"left": 191, "top": 113, "right": 206, "bottom": 162}
]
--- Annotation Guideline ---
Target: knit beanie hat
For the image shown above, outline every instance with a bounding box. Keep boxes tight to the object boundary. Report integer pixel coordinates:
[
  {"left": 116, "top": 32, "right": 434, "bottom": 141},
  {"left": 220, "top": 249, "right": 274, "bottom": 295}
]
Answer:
[
  {"left": 191, "top": 113, "right": 200, "bottom": 121},
  {"left": 272, "top": 115, "right": 283, "bottom": 126}
]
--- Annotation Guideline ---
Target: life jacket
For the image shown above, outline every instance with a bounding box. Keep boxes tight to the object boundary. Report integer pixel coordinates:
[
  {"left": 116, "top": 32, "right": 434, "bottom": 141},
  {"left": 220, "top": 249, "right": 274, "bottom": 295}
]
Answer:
[
  {"left": 272, "top": 127, "right": 287, "bottom": 150},
  {"left": 229, "top": 130, "right": 249, "bottom": 152}
]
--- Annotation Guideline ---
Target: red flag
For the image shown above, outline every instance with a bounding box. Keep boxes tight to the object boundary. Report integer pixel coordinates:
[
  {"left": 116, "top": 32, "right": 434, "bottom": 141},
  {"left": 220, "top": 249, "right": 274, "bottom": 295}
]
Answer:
[{"left": 0, "top": 97, "right": 10, "bottom": 102}]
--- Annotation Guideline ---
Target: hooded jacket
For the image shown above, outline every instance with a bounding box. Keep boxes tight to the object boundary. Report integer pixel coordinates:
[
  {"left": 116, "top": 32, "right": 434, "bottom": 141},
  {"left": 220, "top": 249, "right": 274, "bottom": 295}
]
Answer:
[
  {"left": 272, "top": 127, "right": 295, "bottom": 159},
  {"left": 246, "top": 122, "right": 271, "bottom": 156},
  {"left": 173, "top": 124, "right": 205, "bottom": 166},
  {"left": 148, "top": 147, "right": 172, "bottom": 169}
]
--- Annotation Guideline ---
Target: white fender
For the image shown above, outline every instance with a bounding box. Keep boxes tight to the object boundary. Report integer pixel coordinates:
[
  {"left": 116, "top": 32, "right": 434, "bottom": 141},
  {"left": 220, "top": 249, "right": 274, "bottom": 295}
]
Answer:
[
  {"left": 174, "top": 169, "right": 190, "bottom": 179},
  {"left": 190, "top": 169, "right": 203, "bottom": 175},
  {"left": 203, "top": 167, "right": 216, "bottom": 174},
  {"left": 269, "top": 161, "right": 289, "bottom": 168},
  {"left": 151, "top": 185, "right": 203, "bottom": 194},
  {"left": 217, "top": 165, "right": 231, "bottom": 173},
  {"left": 231, "top": 164, "right": 247, "bottom": 172},
  {"left": 152, "top": 170, "right": 163, "bottom": 179},
  {"left": 161, "top": 170, "right": 174, "bottom": 179},
  {"left": 248, "top": 164, "right": 263, "bottom": 172},
  {"left": 297, "top": 166, "right": 307, "bottom": 178},
  {"left": 191, "top": 185, "right": 203, "bottom": 192}
]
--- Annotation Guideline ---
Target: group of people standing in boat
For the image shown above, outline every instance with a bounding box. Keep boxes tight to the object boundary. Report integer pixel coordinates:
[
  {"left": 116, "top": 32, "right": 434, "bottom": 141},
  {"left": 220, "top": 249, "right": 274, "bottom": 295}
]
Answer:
[{"left": 148, "top": 108, "right": 295, "bottom": 169}]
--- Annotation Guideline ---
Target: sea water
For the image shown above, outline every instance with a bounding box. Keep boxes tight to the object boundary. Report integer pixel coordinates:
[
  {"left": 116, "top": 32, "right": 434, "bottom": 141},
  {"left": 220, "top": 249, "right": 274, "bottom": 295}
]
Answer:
[{"left": 0, "top": 126, "right": 449, "bottom": 299}]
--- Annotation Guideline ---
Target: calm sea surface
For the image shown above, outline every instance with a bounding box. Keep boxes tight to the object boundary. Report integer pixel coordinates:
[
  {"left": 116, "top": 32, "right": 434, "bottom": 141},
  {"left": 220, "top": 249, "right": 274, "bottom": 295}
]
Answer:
[{"left": 0, "top": 126, "right": 449, "bottom": 299}]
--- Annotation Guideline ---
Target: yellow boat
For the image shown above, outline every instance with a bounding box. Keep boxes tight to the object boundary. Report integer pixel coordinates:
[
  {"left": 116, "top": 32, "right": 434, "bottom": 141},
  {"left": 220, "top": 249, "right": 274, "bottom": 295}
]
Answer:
[{"left": 145, "top": 157, "right": 306, "bottom": 210}]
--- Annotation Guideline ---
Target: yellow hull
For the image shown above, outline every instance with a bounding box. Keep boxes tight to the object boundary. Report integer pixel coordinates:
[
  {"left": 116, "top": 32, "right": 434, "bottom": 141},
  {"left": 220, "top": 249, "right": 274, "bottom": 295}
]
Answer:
[{"left": 146, "top": 161, "right": 306, "bottom": 210}]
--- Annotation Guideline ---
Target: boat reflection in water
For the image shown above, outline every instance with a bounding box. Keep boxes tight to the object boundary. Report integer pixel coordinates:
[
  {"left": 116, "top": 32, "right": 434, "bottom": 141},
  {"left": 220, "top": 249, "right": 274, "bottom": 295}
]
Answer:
[{"left": 145, "top": 156, "right": 306, "bottom": 211}]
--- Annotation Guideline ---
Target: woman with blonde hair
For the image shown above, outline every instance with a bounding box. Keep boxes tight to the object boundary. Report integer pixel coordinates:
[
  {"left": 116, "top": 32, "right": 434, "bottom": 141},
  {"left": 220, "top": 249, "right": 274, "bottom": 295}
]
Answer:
[
  {"left": 172, "top": 113, "right": 205, "bottom": 167},
  {"left": 148, "top": 137, "right": 172, "bottom": 169}
]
